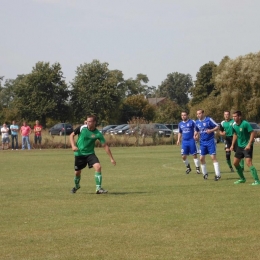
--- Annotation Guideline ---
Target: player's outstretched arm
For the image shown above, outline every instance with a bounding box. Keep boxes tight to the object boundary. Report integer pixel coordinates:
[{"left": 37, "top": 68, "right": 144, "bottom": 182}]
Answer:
[{"left": 103, "top": 143, "right": 116, "bottom": 166}]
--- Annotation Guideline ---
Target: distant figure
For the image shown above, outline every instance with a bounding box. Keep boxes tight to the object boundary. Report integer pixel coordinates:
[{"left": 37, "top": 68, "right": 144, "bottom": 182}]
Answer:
[
  {"left": 176, "top": 111, "right": 200, "bottom": 175},
  {"left": 1, "top": 123, "right": 10, "bottom": 150},
  {"left": 20, "top": 121, "right": 31, "bottom": 150},
  {"left": 34, "top": 120, "right": 43, "bottom": 149},
  {"left": 10, "top": 120, "right": 19, "bottom": 150}
]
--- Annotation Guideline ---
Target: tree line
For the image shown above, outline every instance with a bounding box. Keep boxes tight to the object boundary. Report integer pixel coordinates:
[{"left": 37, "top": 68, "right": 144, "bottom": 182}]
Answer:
[{"left": 1, "top": 51, "right": 260, "bottom": 127}]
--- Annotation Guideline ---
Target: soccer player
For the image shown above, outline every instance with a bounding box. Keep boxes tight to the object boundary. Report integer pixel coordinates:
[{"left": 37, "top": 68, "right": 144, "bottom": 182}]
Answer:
[
  {"left": 70, "top": 115, "right": 116, "bottom": 194},
  {"left": 194, "top": 109, "right": 221, "bottom": 181},
  {"left": 230, "top": 111, "right": 260, "bottom": 185},
  {"left": 219, "top": 111, "right": 244, "bottom": 172},
  {"left": 176, "top": 111, "right": 200, "bottom": 174}
]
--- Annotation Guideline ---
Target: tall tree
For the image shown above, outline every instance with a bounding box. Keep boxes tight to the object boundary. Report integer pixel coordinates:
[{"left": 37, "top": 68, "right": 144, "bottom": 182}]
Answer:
[
  {"left": 158, "top": 72, "right": 193, "bottom": 108},
  {"left": 120, "top": 95, "right": 156, "bottom": 123},
  {"left": 189, "top": 62, "right": 217, "bottom": 106},
  {"left": 13, "top": 62, "right": 70, "bottom": 126},
  {"left": 154, "top": 99, "right": 182, "bottom": 123},
  {"left": 215, "top": 51, "right": 260, "bottom": 121},
  {"left": 70, "top": 60, "right": 125, "bottom": 124},
  {"left": 125, "top": 74, "right": 155, "bottom": 98}
]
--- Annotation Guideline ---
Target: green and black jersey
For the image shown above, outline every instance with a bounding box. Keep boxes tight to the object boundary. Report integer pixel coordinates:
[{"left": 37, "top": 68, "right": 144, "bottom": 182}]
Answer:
[
  {"left": 220, "top": 119, "right": 234, "bottom": 137},
  {"left": 232, "top": 120, "right": 253, "bottom": 148},
  {"left": 73, "top": 125, "right": 106, "bottom": 156}
]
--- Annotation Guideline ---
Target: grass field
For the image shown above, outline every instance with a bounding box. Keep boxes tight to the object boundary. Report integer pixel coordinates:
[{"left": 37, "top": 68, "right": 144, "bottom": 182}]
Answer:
[{"left": 1, "top": 144, "right": 260, "bottom": 260}]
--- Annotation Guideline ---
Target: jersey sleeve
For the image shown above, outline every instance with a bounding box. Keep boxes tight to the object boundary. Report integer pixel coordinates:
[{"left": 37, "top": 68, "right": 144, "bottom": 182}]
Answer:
[
  {"left": 219, "top": 122, "right": 224, "bottom": 132},
  {"left": 98, "top": 132, "right": 106, "bottom": 144},
  {"left": 73, "top": 125, "right": 81, "bottom": 136}
]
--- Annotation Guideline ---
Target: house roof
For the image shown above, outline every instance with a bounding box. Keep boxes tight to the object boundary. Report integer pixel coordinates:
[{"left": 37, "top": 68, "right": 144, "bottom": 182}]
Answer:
[{"left": 147, "top": 97, "right": 167, "bottom": 105}]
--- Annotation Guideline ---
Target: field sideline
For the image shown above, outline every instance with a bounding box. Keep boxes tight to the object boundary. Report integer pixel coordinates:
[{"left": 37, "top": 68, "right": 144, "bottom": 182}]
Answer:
[{"left": 1, "top": 144, "right": 260, "bottom": 260}]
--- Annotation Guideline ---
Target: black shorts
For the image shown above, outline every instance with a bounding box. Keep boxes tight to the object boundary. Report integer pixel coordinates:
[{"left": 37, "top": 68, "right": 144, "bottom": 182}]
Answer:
[
  {"left": 225, "top": 136, "right": 237, "bottom": 151},
  {"left": 235, "top": 146, "right": 253, "bottom": 159},
  {"left": 34, "top": 135, "right": 42, "bottom": 144},
  {"left": 74, "top": 154, "right": 100, "bottom": 171}
]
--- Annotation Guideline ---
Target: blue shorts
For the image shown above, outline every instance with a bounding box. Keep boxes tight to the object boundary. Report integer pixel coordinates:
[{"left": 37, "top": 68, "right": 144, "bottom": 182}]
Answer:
[
  {"left": 181, "top": 140, "right": 198, "bottom": 155},
  {"left": 199, "top": 138, "right": 216, "bottom": 156}
]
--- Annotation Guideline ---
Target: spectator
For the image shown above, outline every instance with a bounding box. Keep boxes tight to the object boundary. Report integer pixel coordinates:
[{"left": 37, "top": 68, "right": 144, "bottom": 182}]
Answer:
[
  {"left": 10, "top": 120, "right": 19, "bottom": 150},
  {"left": 20, "top": 121, "right": 31, "bottom": 150},
  {"left": 1, "top": 123, "right": 10, "bottom": 150},
  {"left": 34, "top": 120, "right": 43, "bottom": 149}
]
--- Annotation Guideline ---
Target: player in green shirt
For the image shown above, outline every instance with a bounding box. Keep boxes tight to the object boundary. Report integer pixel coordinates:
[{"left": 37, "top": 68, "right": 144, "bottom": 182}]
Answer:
[
  {"left": 230, "top": 111, "right": 260, "bottom": 185},
  {"left": 219, "top": 111, "right": 244, "bottom": 172},
  {"left": 70, "top": 115, "right": 116, "bottom": 194}
]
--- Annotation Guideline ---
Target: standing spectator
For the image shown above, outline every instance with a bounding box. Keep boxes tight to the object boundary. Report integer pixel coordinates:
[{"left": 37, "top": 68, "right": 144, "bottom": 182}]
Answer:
[
  {"left": 176, "top": 111, "right": 200, "bottom": 174},
  {"left": 194, "top": 109, "right": 221, "bottom": 181},
  {"left": 1, "top": 123, "right": 10, "bottom": 150},
  {"left": 34, "top": 120, "right": 43, "bottom": 149},
  {"left": 10, "top": 120, "right": 19, "bottom": 150},
  {"left": 230, "top": 111, "right": 260, "bottom": 185},
  {"left": 20, "top": 121, "right": 31, "bottom": 150}
]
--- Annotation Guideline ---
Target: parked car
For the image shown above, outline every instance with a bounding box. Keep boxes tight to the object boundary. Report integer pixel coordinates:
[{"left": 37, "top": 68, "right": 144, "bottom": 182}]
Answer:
[
  {"left": 126, "top": 123, "right": 172, "bottom": 137},
  {"left": 165, "top": 124, "right": 179, "bottom": 135},
  {"left": 100, "top": 125, "right": 117, "bottom": 134},
  {"left": 249, "top": 122, "right": 260, "bottom": 132},
  {"left": 114, "top": 125, "right": 130, "bottom": 135},
  {"left": 108, "top": 124, "right": 128, "bottom": 135},
  {"left": 49, "top": 123, "right": 73, "bottom": 136}
]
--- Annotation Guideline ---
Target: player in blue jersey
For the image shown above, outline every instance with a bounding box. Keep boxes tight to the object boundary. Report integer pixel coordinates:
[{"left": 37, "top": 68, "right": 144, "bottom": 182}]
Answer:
[
  {"left": 177, "top": 111, "right": 200, "bottom": 174},
  {"left": 194, "top": 109, "right": 221, "bottom": 181}
]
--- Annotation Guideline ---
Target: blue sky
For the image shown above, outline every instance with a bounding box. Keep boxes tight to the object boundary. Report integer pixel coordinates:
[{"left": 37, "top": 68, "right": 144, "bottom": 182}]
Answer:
[{"left": 1, "top": 0, "right": 260, "bottom": 87}]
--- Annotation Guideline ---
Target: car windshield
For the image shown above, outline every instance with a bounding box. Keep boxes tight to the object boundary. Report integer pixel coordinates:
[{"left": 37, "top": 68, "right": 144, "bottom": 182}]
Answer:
[
  {"left": 250, "top": 123, "right": 260, "bottom": 129},
  {"left": 113, "top": 124, "right": 127, "bottom": 130}
]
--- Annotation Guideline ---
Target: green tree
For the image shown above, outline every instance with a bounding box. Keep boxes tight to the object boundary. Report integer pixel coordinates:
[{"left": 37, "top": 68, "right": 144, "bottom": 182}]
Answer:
[
  {"left": 158, "top": 72, "right": 193, "bottom": 108},
  {"left": 154, "top": 99, "right": 182, "bottom": 123},
  {"left": 120, "top": 95, "right": 156, "bottom": 122},
  {"left": 214, "top": 51, "right": 260, "bottom": 121},
  {"left": 189, "top": 62, "right": 217, "bottom": 106},
  {"left": 13, "top": 62, "right": 70, "bottom": 126},
  {"left": 125, "top": 74, "right": 156, "bottom": 98},
  {"left": 70, "top": 60, "right": 125, "bottom": 124}
]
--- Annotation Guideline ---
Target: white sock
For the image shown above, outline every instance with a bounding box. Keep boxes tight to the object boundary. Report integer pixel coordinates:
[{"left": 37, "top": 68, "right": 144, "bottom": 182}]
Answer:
[
  {"left": 213, "top": 162, "right": 220, "bottom": 177},
  {"left": 193, "top": 158, "right": 200, "bottom": 167},
  {"left": 183, "top": 159, "right": 189, "bottom": 167},
  {"left": 201, "top": 164, "right": 207, "bottom": 175}
]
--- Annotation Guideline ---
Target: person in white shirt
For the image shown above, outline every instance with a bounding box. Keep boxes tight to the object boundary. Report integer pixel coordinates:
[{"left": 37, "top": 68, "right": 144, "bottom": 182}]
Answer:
[{"left": 1, "top": 123, "right": 10, "bottom": 150}]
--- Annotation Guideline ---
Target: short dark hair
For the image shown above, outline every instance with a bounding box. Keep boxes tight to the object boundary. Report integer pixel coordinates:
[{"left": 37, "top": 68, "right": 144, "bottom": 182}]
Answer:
[
  {"left": 197, "top": 109, "right": 204, "bottom": 113},
  {"left": 233, "top": 110, "right": 242, "bottom": 116},
  {"left": 181, "top": 111, "right": 188, "bottom": 115},
  {"left": 87, "top": 115, "right": 97, "bottom": 122}
]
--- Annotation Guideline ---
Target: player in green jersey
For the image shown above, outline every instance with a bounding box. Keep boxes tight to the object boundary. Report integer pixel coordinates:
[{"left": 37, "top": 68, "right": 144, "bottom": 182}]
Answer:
[
  {"left": 230, "top": 111, "right": 260, "bottom": 185},
  {"left": 219, "top": 111, "right": 244, "bottom": 172},
  {"left": 70, "top": 115, "right": 116, "bottom": 194}
]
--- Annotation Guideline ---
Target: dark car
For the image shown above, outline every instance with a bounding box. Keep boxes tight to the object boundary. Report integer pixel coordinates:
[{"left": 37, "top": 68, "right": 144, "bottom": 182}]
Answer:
[
  {"left": 126, "top": 123, "right": 172, "bottom": 137},
  {"left": 49, "top": 123, "right": 73, "bottom": 136},
  {"left": 108, "top": 124, "right": 128, "bottom": 135},
  {"left": 100, "top": 125, "right": 117, "bottom": 134},
  {"left": 165, "top": 124, "right": 179, "bottom": 135},
  {"left": 114, "top": 125, "right": 130, "bottom": 135},
  {"left": 249, "top": 122, "right": 260, "bottom": 132}
]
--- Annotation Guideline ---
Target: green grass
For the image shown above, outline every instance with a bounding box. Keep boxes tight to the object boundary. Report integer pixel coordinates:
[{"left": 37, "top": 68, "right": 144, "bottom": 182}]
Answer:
[{"left": 1, "top": 144, "right": 260, "bottom": 260}]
